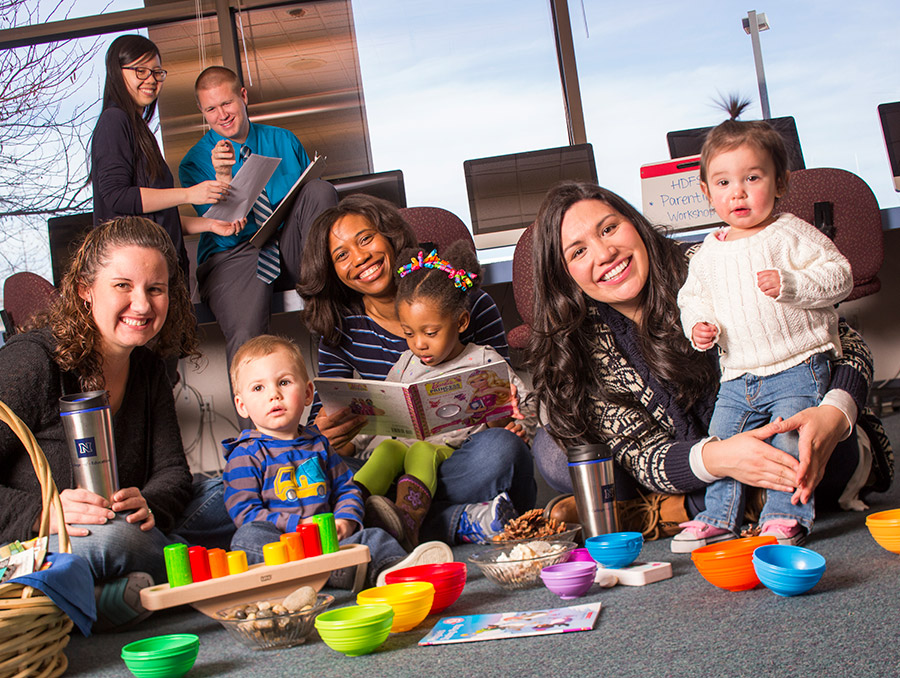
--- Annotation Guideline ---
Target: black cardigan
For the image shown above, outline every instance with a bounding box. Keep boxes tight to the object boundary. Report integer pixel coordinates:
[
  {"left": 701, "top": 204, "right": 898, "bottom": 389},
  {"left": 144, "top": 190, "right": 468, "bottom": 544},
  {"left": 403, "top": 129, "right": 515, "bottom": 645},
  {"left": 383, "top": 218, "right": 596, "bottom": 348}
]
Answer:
[{"left": 0, "top": 328, "right": 193, "bottom": 542}]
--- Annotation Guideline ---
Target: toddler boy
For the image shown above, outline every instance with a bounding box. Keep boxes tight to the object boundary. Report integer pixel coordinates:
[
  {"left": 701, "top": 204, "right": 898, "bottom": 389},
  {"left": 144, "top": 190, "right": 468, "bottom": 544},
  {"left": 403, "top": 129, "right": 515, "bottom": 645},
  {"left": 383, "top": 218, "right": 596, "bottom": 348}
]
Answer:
[{"left": 222, "top": 335, "right": 451, "bottom": 587}]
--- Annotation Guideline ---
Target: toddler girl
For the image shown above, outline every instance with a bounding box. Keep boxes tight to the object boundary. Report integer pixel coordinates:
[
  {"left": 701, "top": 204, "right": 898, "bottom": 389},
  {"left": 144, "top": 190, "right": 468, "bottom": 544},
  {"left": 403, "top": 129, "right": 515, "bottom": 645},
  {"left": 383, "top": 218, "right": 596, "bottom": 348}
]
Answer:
[
  {"left": 353, "top": 242, "right": 534, "bottom": 550},
  {"left": 674, "top": 119, "right": 853, "bottom": 551}
]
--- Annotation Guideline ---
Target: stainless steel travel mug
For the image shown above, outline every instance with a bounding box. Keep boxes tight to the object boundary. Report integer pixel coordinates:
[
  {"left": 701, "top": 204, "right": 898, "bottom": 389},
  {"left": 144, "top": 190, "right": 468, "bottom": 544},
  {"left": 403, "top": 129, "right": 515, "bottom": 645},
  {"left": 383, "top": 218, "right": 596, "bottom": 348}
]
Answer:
[
  {"left": 59, "top": 390, "right": 119, "bottom": 500},
  {"left": 567, "top": 443, "right": 619, "bottom": 538}
]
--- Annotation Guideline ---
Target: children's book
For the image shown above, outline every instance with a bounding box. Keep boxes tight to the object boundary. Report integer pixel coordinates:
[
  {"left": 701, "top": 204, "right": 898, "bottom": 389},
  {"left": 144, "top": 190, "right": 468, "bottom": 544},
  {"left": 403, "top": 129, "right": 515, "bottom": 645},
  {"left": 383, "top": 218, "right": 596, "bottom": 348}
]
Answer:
[
  {"left": 314, "top": 361, "right": 515, "bottom": 440},
  {"left": 418, "top": 602, "right": 601, "bottom": 645}
]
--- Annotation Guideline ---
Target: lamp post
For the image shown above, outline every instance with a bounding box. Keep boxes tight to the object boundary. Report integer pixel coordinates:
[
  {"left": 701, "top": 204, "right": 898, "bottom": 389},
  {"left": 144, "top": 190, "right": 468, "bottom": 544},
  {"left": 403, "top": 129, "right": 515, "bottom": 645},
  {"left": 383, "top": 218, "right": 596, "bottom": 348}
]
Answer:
[{"left": 742, "top": 10, "right": 771, "bottom": 119}]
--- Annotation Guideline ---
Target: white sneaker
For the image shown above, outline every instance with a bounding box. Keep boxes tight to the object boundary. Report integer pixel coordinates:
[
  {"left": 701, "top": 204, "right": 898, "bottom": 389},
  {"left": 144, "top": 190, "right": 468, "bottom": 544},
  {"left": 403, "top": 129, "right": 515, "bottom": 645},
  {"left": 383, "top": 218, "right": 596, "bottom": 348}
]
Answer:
[
  {"left": 376, "top": 541, "right": 453, "bottom": 587},
  {"left": 670, "top": 520, "right": 733, "bottom": 553},
  {"left": 456, "top": 492, "right": 518, "bottom": 544}
]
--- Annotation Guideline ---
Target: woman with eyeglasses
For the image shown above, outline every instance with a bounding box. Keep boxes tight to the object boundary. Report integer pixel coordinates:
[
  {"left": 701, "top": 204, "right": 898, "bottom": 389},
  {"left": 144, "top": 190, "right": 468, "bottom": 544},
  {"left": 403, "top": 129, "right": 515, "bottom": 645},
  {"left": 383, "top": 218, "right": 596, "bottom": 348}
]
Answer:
[{"left": 91, "top": 35, "right": 243, "bottom": 280}]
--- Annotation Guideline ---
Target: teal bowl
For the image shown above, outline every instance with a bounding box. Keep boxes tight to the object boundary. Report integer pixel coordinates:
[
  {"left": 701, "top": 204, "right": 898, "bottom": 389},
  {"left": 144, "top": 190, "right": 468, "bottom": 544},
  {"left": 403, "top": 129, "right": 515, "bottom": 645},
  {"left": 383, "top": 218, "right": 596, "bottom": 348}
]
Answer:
[
  {"left": 314, "top": 604, "right": 394, "bottom": 656},
  {"left": 584, "top": 532, "right": 644, "bottom": 568},
  {"left": 121, "top": 634, "right": 199, "bottom": 678},
  {"left": 752, "top": 544, "right": 826, "bottom": 597}
]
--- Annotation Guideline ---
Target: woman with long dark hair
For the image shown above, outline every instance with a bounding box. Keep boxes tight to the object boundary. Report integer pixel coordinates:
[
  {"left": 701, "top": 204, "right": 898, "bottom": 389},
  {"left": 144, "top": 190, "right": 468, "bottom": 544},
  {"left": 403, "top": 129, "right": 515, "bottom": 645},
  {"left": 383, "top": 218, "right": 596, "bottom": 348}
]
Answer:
[
  {"left": 298, "top": 195, "right": 535, "bottom": 546},
  {"left": 528, "top": 181, "right": 892, "bottom": 542},
  {"left": 91, "top": 34, "right": 241, "bottom": 279}
]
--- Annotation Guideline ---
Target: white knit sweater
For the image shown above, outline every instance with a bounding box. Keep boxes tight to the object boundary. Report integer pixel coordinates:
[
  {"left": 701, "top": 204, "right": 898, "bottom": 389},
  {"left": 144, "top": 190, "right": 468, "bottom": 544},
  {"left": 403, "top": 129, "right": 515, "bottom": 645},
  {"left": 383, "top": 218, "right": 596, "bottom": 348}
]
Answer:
[{"left": 677, "top": 212, "right": 853, "bottom": 381}]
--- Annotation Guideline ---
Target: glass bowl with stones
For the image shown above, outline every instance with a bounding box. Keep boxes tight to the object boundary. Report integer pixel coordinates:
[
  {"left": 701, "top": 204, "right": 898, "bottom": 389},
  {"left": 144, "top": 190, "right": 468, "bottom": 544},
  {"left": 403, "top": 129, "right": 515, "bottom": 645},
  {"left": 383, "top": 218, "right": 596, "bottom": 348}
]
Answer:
[{"left": 215, "top": 589, "right": 334, "bottom": 650}]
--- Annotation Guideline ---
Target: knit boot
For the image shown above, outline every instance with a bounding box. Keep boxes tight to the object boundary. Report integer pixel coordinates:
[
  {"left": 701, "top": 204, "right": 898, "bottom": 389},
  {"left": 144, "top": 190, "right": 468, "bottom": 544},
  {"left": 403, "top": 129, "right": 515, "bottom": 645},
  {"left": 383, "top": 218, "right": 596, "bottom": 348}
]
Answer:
[{"left": 366, "top": 475, "right": 433, "bottom": 552}]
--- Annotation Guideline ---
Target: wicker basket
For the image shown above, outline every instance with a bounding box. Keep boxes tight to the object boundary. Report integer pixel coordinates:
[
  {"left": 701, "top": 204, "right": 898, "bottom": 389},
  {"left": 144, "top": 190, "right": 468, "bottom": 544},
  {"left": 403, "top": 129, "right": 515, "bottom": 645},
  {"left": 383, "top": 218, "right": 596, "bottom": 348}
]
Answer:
[{"left": 0, "top": 400, "right": 74, "bottom": 678}]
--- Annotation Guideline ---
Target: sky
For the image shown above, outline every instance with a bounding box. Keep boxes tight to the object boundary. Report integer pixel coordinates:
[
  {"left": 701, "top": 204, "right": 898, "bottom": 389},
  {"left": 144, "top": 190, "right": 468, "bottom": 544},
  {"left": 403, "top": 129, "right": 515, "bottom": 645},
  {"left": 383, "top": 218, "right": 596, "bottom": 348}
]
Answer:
[{"left": 2, "top": 0, "right": 899, "bottom": 295}]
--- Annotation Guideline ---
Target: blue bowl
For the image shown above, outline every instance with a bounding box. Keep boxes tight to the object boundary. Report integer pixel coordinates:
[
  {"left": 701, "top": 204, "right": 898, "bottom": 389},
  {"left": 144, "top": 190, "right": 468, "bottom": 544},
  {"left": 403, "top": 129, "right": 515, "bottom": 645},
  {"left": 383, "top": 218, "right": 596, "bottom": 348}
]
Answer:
[
  {"left": 584, "top": 532, "right": 643, "bottom": 569},
  {"left": 752, "top": 544, "right": 826, "bottom": 597}
]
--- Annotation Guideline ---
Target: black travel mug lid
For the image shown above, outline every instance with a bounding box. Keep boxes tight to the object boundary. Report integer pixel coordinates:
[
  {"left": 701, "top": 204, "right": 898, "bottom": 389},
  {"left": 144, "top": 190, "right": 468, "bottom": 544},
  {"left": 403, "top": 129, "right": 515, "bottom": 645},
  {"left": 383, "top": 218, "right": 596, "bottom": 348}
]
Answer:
[
  {"left": 566, "top": 443, "right": 612, "bottom": 464},
  {"left": 59, "top": 390, "right": 109, "bottom": 413}
]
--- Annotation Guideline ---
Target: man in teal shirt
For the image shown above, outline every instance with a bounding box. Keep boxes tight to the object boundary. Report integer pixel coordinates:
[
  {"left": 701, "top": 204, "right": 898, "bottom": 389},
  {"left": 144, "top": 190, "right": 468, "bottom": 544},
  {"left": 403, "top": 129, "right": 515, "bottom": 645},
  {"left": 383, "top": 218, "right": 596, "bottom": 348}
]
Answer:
[{"left": 180, "top": 66, "right": 337, "bottom": 382}]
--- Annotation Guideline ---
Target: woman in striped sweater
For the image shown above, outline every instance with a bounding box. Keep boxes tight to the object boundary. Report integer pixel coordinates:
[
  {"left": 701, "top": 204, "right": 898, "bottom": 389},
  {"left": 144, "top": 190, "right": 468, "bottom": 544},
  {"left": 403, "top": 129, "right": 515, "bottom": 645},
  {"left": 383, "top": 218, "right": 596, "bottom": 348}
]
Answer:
[{"left": 297, "top": 195, "right": 535, "bottom": 547}]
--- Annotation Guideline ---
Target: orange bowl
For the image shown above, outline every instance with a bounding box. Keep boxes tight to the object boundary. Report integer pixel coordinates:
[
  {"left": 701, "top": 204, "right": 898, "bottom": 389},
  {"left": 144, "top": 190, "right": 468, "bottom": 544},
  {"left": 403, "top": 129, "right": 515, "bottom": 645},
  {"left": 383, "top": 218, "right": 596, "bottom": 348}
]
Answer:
[
  {"left": 691, "top": 536, "right": 777, "bottom": 591},
  {"left": 865, "top": 508, "right": 900, "bottom": 554}
]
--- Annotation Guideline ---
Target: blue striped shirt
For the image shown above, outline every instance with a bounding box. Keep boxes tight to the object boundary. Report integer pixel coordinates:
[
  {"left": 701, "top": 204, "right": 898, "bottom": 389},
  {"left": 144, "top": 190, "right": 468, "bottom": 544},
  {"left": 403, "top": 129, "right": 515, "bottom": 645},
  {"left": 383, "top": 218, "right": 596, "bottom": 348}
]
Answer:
[
  {"left": 309, "top": 288, "right": 509, "bottom": 421},
  {"left": 222, "top": 428, "right": 363, "bottom": 533}
]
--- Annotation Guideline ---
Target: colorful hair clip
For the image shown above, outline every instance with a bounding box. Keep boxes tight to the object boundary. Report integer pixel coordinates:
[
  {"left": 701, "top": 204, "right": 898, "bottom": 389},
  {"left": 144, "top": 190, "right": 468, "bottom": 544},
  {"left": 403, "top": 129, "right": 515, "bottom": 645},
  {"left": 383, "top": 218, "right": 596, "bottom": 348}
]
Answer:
[{"left": 397, "top": 249, "right": 477, "bottom": 291}]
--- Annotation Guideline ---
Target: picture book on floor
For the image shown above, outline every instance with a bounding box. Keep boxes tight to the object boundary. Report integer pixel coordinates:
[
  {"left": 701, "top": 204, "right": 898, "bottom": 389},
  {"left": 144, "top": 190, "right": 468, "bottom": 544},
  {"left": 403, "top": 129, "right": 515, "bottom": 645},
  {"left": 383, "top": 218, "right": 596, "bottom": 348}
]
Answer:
[
  {"left": 314, "top": 361, "right": 515, "bottom": 440},
  {"left": 417, "top": 602, "right": 602, "bottom": 645}
]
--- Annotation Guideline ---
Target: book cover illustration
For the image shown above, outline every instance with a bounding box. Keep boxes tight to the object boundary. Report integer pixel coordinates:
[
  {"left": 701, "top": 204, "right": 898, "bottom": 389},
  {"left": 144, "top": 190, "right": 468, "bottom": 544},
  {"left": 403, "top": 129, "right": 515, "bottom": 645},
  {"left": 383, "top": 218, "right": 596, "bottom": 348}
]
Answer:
[
  {"left": 418, "top": 602, "right": 602, "bottom": 645},
  {"left": 314, "top": 361, "right": 514, "bottom": 440}
]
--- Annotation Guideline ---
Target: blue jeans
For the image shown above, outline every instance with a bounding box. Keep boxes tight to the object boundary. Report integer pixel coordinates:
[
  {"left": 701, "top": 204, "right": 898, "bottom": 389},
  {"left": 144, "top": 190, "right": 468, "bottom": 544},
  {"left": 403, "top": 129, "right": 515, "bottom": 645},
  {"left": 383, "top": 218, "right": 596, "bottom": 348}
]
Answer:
[
  {"left": 344, "top": 428, "right": 535, "bottom": 544},
  {"left": 699, "top": 354, "right": 831, "bottom": 533},
  {"left": 230, "top": 520, "right": 405, "bottom": 589},
  {"left": 420, "top": 428, "right": 535, "bottom": 543},
  {"left": 48, "top": 476, "right": 236, "bottom": 584}
]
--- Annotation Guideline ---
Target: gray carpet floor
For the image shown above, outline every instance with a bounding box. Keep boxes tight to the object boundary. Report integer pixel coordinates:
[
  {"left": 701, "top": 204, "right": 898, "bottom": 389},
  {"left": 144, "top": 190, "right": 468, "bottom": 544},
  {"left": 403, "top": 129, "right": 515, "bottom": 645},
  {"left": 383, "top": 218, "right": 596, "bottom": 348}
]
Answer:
[{"left": 64, "top": 412, "right": 900, "bottom": 678}]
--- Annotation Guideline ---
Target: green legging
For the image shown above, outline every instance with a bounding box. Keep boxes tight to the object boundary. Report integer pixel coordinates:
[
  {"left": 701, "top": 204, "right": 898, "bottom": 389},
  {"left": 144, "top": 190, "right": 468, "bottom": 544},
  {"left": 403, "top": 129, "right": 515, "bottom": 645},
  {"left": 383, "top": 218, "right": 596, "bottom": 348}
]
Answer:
[{"left": 354, "top": 439, "right": 453, "bottom": 497}]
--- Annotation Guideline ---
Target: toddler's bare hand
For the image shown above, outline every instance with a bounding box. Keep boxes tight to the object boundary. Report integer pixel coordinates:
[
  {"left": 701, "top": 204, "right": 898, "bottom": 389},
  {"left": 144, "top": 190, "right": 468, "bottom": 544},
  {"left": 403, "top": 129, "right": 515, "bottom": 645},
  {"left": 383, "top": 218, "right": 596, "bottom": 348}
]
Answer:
[
  {"left": 691, "top": 322, "right": 718, "bottom": 350},
  {"left": 757, "top": 269, "right": 781, "bottom": 298}
]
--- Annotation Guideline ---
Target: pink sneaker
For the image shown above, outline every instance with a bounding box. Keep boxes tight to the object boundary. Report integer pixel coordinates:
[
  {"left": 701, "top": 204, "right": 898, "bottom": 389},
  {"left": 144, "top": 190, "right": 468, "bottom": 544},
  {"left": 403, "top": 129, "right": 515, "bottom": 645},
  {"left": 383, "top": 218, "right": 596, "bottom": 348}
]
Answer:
[
  {"left": 759, "top": 519, "right": 806, "bottom": 545},
  {"left": 670, "top": 520, "right": 733, "bottom": 553}
]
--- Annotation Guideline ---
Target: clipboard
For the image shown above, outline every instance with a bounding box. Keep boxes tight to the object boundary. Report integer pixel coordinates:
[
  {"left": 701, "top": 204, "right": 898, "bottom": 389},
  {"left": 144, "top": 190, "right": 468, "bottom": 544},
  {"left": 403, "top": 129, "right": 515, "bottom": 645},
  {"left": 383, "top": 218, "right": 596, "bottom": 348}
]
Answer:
[{"left": 249, "top": 154, "right": 327, "bottom": 248}]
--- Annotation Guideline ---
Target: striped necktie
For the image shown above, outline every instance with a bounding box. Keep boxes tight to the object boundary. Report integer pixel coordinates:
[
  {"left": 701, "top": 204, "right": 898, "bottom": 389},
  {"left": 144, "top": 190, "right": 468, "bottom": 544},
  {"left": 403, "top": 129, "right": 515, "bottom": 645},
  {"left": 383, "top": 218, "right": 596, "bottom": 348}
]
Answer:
[{"left": 241, "top": 145, "right": 281, "bottom": 284}]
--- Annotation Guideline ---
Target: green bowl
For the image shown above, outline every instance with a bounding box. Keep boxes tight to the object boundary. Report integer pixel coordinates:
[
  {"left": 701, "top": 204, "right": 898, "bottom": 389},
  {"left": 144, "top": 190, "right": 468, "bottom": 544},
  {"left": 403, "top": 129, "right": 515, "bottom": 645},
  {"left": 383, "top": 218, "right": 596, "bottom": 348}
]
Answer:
[
  {"left": 121, "top": 634, "right": 199, "bottom": 678},
  {"left": 315, "top": 604, "right": 394, "bottom": 656}
]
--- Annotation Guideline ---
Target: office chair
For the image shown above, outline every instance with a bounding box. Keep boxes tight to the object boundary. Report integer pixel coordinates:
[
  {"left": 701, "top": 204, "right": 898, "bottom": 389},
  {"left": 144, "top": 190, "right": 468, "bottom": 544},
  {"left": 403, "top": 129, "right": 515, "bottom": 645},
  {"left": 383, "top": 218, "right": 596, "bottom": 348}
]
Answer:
[
  {"left": 399, "top": 207, "right": 476, "bottom": 255},
  {"left": 777, "top": 167, "right": 884, "bottom": 301},
  {"left": 2, "top": 271, "right": 58, "bottom": 335},
  {"left": 507, "top": 222, "right": 535, "bottom": 350}
]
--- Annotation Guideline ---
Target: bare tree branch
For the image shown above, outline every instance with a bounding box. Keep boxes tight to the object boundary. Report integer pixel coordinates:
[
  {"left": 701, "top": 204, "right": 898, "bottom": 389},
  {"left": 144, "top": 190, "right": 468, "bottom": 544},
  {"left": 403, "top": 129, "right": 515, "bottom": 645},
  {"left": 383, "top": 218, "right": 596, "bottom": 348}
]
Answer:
[{"left": 0, "top": 0, "right": 101, "bottom": 291}]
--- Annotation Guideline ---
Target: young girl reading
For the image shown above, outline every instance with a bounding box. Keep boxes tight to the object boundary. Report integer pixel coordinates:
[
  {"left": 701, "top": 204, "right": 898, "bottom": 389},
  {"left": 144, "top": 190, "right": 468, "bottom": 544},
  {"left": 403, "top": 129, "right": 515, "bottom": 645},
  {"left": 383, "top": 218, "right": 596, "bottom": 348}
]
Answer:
[
  {"left": 353, "top": 243, "right": 534, "bottom": 550},
  {"left": 674, "top": 119, "right": 853, "bottom": 551}
]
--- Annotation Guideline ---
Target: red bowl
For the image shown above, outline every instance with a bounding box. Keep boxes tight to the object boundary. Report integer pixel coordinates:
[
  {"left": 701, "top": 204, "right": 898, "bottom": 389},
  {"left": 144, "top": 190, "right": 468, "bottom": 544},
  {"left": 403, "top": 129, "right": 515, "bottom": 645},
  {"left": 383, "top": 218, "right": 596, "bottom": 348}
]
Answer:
[
  {"left": 691, "top": 536, "right": 777, "bottom": 591},
  {"left": 382, "top": 562, "right": 467, "bottom": 613}
]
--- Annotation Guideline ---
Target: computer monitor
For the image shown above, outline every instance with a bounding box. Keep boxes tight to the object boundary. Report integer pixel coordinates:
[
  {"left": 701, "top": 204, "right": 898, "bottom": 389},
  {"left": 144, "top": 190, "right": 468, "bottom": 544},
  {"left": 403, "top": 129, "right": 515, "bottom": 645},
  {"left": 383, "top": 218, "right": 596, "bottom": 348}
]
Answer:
[
  {"left": 878, "top": 102, "right": 900, "bottom": 192},
  {"left": 666, "top": 116, "right": 806, "bottom": 171},
  {"left": 47, "top": 212, "right": 93, "bottom": 286},
  {"left": 329, "top": 170, "right": 407, "bottom": 208},
  {"left": 464, "top": 143, "right": 598, "bottom": 249}
]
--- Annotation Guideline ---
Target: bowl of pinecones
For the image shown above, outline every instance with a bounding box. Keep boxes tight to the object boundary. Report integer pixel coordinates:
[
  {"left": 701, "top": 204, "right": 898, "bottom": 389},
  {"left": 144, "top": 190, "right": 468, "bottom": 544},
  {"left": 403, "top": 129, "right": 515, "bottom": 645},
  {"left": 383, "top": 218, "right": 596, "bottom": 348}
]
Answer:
[{"left": 492, "top": 509, "right": 582, "bottom": 544}]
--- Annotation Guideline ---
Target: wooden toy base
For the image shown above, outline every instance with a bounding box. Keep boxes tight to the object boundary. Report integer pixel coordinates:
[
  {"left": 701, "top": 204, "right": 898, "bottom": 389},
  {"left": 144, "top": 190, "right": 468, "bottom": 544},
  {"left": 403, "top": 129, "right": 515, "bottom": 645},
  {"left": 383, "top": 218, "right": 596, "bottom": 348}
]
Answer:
[{"left": 140, "top": 543, "right": 370, "bottom": 618}]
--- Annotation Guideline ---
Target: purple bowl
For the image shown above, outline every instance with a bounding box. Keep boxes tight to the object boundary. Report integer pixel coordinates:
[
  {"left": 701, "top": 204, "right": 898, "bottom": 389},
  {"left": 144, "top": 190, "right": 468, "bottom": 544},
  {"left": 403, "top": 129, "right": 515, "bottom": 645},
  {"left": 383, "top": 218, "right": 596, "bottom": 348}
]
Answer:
[
  {"left": 568, "top": 548, "right": 595, "bottom": 563},
  {"left": 540, "top": 561, "right": 596, "bottom": 600}
]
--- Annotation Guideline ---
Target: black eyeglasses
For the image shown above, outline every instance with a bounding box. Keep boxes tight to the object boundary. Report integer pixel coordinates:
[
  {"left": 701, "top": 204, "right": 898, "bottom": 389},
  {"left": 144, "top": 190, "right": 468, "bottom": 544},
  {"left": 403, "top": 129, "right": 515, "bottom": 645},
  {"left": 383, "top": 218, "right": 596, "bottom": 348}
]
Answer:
[{"left": 122, "top": 66, "right": 168, "bottom": 82}]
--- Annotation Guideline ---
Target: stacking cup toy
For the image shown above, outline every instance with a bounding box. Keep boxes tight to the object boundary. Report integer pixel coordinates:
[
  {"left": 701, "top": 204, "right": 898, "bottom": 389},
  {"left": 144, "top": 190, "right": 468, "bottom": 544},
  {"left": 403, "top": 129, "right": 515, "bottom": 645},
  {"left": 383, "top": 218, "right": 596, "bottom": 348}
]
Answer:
[
  {"left": 357, "top": 582, "right": 435, "bottom": 632},
  {"left": 121, "top": 633, "right": 199, "bottom": 678},
  {"left": 207, "top": 548, "right": 229, "bottom": 578},
  {"left": 314, "top": 513, "right": 340, "bottom": 553},
  {"left": 865, "top": 508, "right": 900, "bottom": 554},
  {"left": 584, "top": 531, "right": 644, "bottom": 568},
  {"left": 752, "top": 544, "right": 826, "bottom": 597},
  {"left": 540, "top": 560, "right": 597, "bottom": 599},
  {"left": 280, "top": 532, "right": 305, "bottom": 561},
  {"left": 691, "top": 536, "right": 776, "bottom": 591},
  {"left": 315, "top": 604, "right": 394, "bottom": 657},
  {"left": 297, "top": 523, "right": 323, "bottom": 557},
  {"left": 163, "top": 543, "right": 192, "bottom": 587},
  {"left": 263, "top": 541, "right": 289, "bottom": 566},
  {"left": 187, "top": 546, "right": 211, "bottom": 583},
  {"left": 382, "top": 562, "right": 467, "bottom": 614},
  {"left": 226, "top": 550, "right": 248, "bottom": 575}
]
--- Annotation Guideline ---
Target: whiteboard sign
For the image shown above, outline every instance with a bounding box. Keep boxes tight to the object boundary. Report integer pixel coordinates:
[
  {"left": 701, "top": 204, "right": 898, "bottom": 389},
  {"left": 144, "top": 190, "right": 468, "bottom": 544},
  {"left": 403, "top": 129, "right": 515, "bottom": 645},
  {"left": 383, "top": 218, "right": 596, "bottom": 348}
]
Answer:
[{"left": 640, "top": 156, "right": 721, "bottom": 231}]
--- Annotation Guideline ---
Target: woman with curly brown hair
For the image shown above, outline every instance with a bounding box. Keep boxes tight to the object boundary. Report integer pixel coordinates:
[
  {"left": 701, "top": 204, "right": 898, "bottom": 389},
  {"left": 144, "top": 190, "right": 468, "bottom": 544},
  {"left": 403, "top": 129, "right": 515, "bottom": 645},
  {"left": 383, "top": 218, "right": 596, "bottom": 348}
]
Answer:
[{"left": 0, "top": 217, "right": 233, "bottom": 630}]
